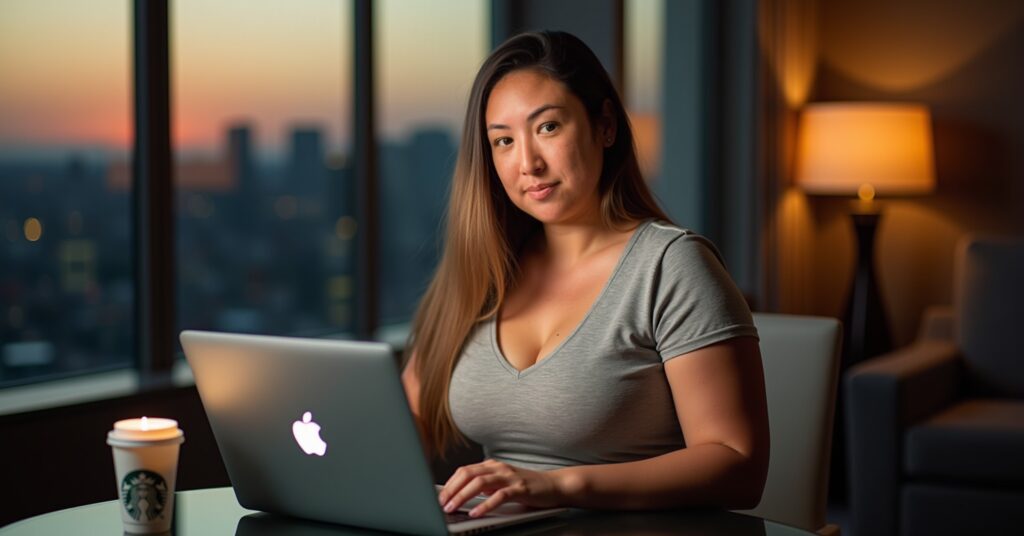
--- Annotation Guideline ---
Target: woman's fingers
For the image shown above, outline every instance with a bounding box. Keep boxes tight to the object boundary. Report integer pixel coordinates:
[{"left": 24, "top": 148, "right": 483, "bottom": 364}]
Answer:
[
  {"left": 468, "top": 487, "right": 515, "bottom": 517},
  {"left": 438, "top": 463, "right": 480, "bottom": 505},
  {"left": 442, "top": 473, "right": 503, "bottom": 513},
  {"left": 440, "top": 461, "right": 511, "bottom": 511},
  {"left": 438, "top": 459, "right": 552, "bottom": 516}
]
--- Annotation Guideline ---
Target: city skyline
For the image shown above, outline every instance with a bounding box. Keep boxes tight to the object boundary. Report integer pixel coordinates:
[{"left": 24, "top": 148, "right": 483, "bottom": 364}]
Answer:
[{"left": 0, "top": 116, "right": 458, "bottom": 386}]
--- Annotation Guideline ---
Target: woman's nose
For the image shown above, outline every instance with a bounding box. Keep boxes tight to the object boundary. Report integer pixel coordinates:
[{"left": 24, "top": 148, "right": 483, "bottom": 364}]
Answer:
[{"left": 518, "top": 141, "right": 545, "bottom": 176}]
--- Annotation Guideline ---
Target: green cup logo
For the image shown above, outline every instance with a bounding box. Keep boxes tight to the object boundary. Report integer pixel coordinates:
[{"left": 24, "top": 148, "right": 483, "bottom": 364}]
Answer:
[{"left": 120, "top": 470, "right": 169, "bottom": 522}]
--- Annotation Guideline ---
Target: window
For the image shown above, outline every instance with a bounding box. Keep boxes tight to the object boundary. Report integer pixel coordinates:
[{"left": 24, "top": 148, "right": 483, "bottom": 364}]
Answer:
[
  {"left": 0, "top": 1, "right": 686, "bottom": 394},
  {"left": 172, "top": 0, "right": 355, "bottom": 338},
  {"left": 374, "top": 0, "right": 488, "bottom": 332},
  {"left": 625, "top": 0, "right": 665, "bottom": 188},
  {"left": 626, "top": 0, "right": 711, "bottom": 233},
  {"left": 0, "top": 0, "right": 133, "bottom": 387}
]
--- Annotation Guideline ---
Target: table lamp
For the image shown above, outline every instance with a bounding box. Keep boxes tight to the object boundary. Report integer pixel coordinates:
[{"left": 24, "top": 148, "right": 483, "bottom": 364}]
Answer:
[{"left": 795, "top": 102, "right": 936, "bottom": 367}]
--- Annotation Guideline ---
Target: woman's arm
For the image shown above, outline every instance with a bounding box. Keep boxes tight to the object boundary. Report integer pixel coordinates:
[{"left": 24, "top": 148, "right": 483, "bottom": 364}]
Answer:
[
  {"left": 554, "top": 336, "right": 769, "bottom": 510},
  {"left": 438, "top": 336, "right": 769, "bottom": 515}
]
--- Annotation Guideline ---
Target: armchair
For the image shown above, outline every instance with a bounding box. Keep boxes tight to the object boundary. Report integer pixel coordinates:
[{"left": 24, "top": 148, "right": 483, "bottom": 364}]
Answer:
[{"left": 845, "top": 236, "right": 1024, "bottom": 536}]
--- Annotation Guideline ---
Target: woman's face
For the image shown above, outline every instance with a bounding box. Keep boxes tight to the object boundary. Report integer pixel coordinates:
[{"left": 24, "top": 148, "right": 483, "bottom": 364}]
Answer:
[{"left": 484, "top": 69, "right": 614, "bottom": 225}]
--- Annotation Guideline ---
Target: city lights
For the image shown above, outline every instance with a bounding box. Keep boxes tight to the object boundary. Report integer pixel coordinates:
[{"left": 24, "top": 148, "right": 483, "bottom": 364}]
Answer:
[
  {"left": 23, "top": 217, "right": 43, "bottom": 242},
  {"left": 335, "top": 216, "right": 356, "bottom": 240}
]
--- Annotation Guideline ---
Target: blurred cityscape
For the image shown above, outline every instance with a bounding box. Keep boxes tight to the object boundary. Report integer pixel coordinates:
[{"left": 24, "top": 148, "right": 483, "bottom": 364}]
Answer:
[{"left": 0, "top": 124, "right": 456, "bottom": 386}]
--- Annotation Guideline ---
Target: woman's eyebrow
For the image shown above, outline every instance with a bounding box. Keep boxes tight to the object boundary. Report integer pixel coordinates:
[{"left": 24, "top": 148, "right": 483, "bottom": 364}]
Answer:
[{"left": 487, "top": 104, "right": 565, "bottom": 131}]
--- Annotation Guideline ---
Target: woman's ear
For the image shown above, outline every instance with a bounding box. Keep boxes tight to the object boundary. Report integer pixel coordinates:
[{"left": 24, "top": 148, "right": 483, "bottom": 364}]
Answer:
[{"left": 600, "top": 99, "right": 617, "bottom": 148}]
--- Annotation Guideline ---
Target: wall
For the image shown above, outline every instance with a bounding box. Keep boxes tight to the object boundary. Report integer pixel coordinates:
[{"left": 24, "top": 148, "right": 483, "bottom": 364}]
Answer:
[
  {"left": 803, "top": 0, "right": 1024, "bottom": 345},
  {"left": 758, "top": 0, "right": 819, "bottom": 315}
]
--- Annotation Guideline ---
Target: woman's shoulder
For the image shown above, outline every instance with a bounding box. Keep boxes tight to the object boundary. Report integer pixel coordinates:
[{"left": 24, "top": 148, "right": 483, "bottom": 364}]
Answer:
[
  {"left": 634, "top": 220, "right": 725, "bottom": 266},
  {"left": 639, "top": 219, "right": 694, "bottom": 241}
]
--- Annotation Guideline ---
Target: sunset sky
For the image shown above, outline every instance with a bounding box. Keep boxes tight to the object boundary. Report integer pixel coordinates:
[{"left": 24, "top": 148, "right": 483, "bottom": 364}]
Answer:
[
  {"left": 1, "top": 0, "right": 660, "bottom": 158},
  {"left": 0, "top": 0, "right": 132, "bottom": 152}
]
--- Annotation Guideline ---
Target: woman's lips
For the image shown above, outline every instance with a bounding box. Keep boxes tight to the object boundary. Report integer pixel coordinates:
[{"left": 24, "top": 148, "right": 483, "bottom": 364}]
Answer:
[{"left": 525, "top": 182, "right": 558, "bottom": 200}]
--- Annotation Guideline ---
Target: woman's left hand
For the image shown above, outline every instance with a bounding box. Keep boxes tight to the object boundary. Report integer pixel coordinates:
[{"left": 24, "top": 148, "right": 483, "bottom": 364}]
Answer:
[{"left": 437, "top": 459, "right": 570, "bottom": 517}]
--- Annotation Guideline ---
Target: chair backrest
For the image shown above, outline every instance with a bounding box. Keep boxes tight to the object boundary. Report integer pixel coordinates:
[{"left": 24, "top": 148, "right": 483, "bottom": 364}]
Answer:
[
  {"left": 955, "top": 236, "right": 1024, "bottom": 397},
  {"left": 737, "top": 313, "right": 842, "bottom": 532}
]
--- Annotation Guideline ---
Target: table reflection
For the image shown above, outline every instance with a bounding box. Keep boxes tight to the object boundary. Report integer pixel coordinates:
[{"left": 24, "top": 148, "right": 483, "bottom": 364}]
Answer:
[
  {"left": 0, "top": 488, "right": 810, "bottom": 536},
  {"left": 232, "top": 508, "right": 795, "bottom": 536}
]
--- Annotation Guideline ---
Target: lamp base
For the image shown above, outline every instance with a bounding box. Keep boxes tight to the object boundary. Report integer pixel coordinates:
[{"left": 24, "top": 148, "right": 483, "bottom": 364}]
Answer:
[
  {"left": 830, "top": 209, "right": 893, "bottom": 504},
  {"left": 843, "top": 211, "right": 892, "bottom": 367}
]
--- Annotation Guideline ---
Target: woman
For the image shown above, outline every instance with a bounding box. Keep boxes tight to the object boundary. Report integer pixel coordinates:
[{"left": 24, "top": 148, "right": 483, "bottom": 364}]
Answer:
[{"left": 402, "top": 31, "right": 769, "bottom": 518}]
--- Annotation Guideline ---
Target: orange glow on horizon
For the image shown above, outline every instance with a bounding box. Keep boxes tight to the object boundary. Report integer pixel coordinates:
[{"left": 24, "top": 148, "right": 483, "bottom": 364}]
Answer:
[
  {"left": 2, "top": 0, "right": 486, "bottom": 153},
  {"left": 1, "top": 120, "right": 132, "bottom": 150},
  {"left": 0, "top": 0, "right": 352, "bottom": 152}
]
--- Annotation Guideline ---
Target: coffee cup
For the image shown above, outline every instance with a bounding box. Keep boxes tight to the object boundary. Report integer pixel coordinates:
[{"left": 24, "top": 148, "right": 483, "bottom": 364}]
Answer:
[{"left": 107, "top": 417, "right": 185, "bottom": 534}]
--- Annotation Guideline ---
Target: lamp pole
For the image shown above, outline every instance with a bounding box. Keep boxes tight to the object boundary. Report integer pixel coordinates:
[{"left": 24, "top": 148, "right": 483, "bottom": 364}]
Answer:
[
  {"left": 831, "top": 207, "right": 893, "bottom": 503},
  {"left": 845, "top": 210, "right": 892, "bottom": 367}
]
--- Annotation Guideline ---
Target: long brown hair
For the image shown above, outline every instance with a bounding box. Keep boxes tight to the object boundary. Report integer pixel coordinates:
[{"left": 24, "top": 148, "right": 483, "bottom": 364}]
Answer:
[{"left": 406, "top": 30, "right": 670, "bottom": 457}]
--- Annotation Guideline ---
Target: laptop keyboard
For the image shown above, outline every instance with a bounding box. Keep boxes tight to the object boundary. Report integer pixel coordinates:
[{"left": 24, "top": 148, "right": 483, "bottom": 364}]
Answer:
[{"left": 445, "top": 511, "right": 491, "bottom": 523}]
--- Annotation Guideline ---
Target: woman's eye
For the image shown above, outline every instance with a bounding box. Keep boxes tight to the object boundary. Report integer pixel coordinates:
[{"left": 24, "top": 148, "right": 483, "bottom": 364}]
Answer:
[
  {"left": 540, "top": 122, "right": 558, "bottom": 134},
  {"left": 493, "top": 137, "right": 512, "bottom": 147}
]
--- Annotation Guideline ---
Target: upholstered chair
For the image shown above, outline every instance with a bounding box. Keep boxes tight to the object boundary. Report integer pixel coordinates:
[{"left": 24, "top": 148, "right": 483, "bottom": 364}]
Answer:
[{"left": 846, "top": 236, "right": 1024, "bottom": 536}]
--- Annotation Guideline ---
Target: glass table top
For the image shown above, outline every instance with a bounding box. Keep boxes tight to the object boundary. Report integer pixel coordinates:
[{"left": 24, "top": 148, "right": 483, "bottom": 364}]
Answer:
[{"left": 0, "top": 487, "right": 818, "bottom": 536}]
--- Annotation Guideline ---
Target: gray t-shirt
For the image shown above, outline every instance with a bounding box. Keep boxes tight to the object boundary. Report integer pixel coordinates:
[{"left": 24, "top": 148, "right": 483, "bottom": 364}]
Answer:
[{"left": 448, "top": 220, "right": 758, "bottom": 471}]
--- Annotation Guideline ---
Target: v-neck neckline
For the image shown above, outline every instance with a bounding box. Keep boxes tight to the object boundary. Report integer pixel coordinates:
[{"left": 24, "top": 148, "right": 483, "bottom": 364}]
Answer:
[{"left": 490, "top": 219, "right": 653, "bottom": 379}]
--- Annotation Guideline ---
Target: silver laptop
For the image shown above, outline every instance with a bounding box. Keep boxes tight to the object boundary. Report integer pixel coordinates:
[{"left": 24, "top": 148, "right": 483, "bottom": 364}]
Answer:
[{"left": 181, "top": 330, "right": 568, "bottom": 535}]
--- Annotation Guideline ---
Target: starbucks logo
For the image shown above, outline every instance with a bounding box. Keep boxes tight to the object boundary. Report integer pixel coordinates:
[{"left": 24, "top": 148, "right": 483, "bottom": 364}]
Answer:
[{"left": 120, "top": 470, "right": 169, "bottom": 522}]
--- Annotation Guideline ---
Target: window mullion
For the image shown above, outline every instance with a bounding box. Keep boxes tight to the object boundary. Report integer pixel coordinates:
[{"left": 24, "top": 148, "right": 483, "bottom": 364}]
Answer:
[
  {"left": 353, "top": 0, "right": 378, "bottom": 340},
  {"left": 132, "top": 0, "right": 175, "bottom": 381}
]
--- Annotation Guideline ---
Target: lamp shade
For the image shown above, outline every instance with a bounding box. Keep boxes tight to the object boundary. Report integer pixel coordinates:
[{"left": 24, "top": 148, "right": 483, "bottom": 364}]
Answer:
[{"left": 795, "top": 102, "right": 936, "bottom": 197}]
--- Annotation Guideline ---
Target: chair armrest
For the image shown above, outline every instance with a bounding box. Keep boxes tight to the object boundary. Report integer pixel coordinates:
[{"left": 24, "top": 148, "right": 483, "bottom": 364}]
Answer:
[
  {"left": 844, "top": 341, "right": 962, "bottom": 536},
  {"left": 917, "top": 305, "right": 954, "bottom": 342},
  {"left": 848, "top": 341, "right": 962, "bottom": 424}
]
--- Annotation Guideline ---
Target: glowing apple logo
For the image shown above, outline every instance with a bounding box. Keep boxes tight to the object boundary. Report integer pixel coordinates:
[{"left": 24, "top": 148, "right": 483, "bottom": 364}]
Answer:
[{"left": 292, "top": 411, "right": 327, "bottom": 456}]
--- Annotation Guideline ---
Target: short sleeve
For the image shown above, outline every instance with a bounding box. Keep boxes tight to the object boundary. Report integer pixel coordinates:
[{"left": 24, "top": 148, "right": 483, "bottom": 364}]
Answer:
[{"left": 653, "top": 233, "right": 758, "bottom": 362}]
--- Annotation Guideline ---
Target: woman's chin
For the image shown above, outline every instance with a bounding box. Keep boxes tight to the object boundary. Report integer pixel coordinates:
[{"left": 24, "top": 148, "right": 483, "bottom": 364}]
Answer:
[
  {"left": 523, "top": 207, "right": 569, "bottom": 225},
  {"left": 527, "top": 212, "right": 594, "bottom": 227},
  {"left": 515, "top": 197, "right": 599, "bottom": 226}
]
